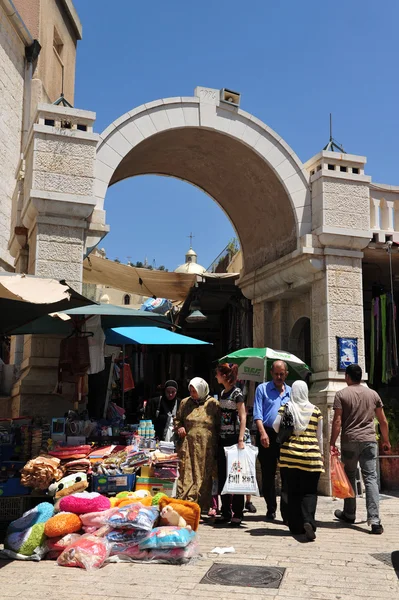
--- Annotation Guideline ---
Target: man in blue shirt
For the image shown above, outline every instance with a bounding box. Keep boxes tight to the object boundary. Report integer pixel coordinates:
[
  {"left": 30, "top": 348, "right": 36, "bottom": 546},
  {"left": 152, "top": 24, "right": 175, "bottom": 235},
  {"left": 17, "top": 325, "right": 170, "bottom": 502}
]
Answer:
[{"left": 254, "top": 360, "right": 291, "bottom": 521}]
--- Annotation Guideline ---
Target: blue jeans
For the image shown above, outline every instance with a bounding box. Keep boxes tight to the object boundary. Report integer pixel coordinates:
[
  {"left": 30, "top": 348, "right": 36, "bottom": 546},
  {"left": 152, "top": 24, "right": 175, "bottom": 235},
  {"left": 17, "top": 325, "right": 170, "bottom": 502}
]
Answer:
[{"left": 341, "top": 441, "right": 380, "bottom": 525}]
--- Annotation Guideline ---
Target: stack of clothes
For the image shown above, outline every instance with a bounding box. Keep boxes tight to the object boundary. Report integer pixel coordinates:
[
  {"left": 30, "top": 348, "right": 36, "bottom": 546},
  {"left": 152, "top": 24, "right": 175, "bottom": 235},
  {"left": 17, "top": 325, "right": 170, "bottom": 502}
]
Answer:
[{"left": 21, "top": 456, "right": 64, "bottom": 490}]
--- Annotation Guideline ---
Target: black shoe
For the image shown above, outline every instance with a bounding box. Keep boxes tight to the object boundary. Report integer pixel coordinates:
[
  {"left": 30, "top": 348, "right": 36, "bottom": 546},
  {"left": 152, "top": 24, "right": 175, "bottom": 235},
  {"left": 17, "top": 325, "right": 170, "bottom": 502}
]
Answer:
[
  {"left": 371, "top": 523, "right": 384, "bottom": 534},
  {"left": 334, "top": 509, "right": 355, "bottom": 524},
  {"left": 245, "top": 501, "right": 257, "bottom": 513},
  {"left": 230, "top": 517, "right": 242, "bottom": 527},
  {"left": 265, "top": 511, "right": 276, "bottom": 521},
  {"left": 214, "top": 515, "right": 231, "bottom": 524},
  {"left": 304, "top": 522, "right": 316, "bottom": 541}
]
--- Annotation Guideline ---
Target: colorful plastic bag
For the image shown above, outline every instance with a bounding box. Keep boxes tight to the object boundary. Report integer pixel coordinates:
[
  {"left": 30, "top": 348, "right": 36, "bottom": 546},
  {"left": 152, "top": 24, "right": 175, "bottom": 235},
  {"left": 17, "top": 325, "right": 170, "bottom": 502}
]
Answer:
[
  {"left": 138, "top": 526, "right": 196, "bottom": 550},
  {"left": 221, "top": 444, "right": 259, "bottom": 496},
  {"left": 330, "top": 454, "right": 355, "bottom": 499},
  {"left": 57, "top": 534, "right": 111, "bottom": 570},
  {"left": 107, "top": 504, "right": 159, "bottom": 530}
]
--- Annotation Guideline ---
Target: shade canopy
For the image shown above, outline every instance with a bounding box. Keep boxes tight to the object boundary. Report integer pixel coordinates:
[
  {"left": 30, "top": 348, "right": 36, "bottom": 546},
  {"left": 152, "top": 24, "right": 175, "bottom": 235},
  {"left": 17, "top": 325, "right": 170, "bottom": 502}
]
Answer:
[
  {"left": 10, "top": 303, "right": 173, "bottom": 335},
  {"left": 83, "top": 255, "right": 197, "bottom": 302},
  {"left": 106, "top": 326, "right": 211, "bottom": 346},
  {"left": 219, "top": 347, "right": 311, "bottom": 382},
  {"left": 0, "top": 274, "right": 95, "bottom": 335}
]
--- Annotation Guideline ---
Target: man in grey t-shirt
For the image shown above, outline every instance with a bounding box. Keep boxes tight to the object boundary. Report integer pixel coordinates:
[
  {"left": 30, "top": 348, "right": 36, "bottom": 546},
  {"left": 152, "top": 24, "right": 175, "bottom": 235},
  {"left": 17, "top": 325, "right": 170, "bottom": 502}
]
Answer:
[{"left": 330, "top": 364, "right": 390, "bottom": 534}]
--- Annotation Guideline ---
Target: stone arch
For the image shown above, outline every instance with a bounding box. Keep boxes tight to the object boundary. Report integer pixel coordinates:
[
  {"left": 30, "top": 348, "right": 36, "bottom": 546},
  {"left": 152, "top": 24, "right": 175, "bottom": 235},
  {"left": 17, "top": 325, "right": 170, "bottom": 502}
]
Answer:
[
  {"left": 94, "top": 90, "right": 311, "bottom": 275},
  {"left": 288, "top": 316, "right": 311, "bottom": 366}
]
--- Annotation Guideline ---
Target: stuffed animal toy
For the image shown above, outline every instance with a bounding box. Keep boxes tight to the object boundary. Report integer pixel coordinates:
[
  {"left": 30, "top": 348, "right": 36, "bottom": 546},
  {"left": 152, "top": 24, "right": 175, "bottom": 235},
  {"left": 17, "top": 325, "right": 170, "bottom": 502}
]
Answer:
[
  {"left": 5, "top": 522, "right": 46, "bottom": 556},
  {"left": 7, "top": 502, "right": 54, "bottom": 534},
  {"left": 58, "top": 492, "right": 110, "bottom": 515},
  {"left": 44, "top": 512, "right": 82, "bottom": 538},
  {"left": 160, "top": 505, "right": 191, "bottom": 530},
  {"left": 152, "top": 492, "right": 167, "bottom": 506},
  {"left": 158, "top": 497, "right": 200, "bottom": 532},
  {"left": 48, "top": 472, "right": 88, "bottom": 499}
]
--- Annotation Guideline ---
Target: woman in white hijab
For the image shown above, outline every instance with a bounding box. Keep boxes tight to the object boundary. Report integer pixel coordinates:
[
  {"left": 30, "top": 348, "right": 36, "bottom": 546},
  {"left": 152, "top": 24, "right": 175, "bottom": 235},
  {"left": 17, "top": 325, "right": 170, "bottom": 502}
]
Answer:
[
  {"left": 175, "top": 378, "right": 220, "bottom": 510},
  {"left": 273, "top": 380, "right": 324, "bottom": 541}
]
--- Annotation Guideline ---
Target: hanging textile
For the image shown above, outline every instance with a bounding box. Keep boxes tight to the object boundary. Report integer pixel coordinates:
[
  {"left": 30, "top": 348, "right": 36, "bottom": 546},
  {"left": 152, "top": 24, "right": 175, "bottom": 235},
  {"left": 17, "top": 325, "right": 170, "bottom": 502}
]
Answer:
[{"left": 369, "top": 292, "right": 398, "bottom": 385}]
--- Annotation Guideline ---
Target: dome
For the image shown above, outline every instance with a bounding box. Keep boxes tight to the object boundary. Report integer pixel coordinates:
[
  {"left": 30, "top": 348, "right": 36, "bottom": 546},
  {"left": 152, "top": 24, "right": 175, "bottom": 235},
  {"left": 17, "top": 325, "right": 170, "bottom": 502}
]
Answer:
[
  {"left": 175, "top": 261, "right": 206, "bottom": 275},
  {"left": 174, "top": 244, "right": 206, "bottom": 274}
]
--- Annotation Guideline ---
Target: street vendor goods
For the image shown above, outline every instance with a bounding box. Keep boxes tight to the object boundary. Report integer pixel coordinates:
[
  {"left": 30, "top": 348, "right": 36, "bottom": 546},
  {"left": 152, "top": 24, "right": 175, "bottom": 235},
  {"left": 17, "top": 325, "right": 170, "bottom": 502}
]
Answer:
[
  {"left": 48, "top": 472, "right": 88, "bottom": 498},
  {"left": 58, "top": 491, "right": 111, "bottom": 514},
  {"left": 7, "top": 502, "right": 54, "bottom": 533},
  {"left": 5, "top": 522, "right": 46, "bottom": 556},
  {"left": 21, "top": 456, "right": 64, "bottom": 490},
  {"left": 44, "top": 533, "right": 81, "bottom": 560},
  {"left": 138, "top": 526, "right": 195, "bottom": 549},
  {"left": 160, "top": 505, "right": 190, "bottom": 529},
  {"left": 107, "top": 504, "right": 159, "bottom": 531},
  {"left": 44, "top": 512, "right": 82, "bottom": 537},
  {"left": 57, "top": 534, "right": 111, "bottom": 570},
  {"left": 159, "top": 497, "right": 200, "bottom": 531}
]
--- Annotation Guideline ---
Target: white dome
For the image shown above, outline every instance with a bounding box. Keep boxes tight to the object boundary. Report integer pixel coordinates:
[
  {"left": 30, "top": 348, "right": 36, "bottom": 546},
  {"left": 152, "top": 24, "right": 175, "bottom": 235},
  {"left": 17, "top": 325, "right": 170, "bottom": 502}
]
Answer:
[{"left": 175, "top": 262, "right": 206, "bottom": 274}]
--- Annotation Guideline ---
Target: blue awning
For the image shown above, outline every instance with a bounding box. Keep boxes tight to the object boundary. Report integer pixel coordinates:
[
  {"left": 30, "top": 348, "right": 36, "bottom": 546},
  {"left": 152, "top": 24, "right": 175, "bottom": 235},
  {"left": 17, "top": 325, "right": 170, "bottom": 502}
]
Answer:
[{"left": 105, "top": 326, "right": 211, "bottom": 346}]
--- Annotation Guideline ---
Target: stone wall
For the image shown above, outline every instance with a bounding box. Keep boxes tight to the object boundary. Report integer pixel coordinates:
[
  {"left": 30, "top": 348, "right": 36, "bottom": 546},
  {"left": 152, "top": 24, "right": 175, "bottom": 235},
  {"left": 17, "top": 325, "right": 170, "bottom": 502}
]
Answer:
[{"left": 0, "top": 3, "right": 25, "bottom": 270}]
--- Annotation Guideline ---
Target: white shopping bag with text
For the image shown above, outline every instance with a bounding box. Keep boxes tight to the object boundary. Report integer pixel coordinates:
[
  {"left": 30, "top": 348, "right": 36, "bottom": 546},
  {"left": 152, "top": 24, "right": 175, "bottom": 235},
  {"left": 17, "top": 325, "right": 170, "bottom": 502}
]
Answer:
[{"left": 221, "top": 444, "right": 259, "bottom": 496}]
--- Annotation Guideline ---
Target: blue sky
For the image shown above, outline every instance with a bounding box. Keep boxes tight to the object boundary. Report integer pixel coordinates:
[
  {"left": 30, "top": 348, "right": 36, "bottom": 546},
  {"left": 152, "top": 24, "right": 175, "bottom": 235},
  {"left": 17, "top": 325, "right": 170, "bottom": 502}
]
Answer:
[{"left": 74, "top": 0, "right": 399, "bottom": 271}]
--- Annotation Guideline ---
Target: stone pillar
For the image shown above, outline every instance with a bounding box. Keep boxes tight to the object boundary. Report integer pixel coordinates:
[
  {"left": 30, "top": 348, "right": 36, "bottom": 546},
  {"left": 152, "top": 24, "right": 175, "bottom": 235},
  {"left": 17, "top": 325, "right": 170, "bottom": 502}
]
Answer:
[{"left": 9, "top": 103, "right": 107, "bottom": 417}]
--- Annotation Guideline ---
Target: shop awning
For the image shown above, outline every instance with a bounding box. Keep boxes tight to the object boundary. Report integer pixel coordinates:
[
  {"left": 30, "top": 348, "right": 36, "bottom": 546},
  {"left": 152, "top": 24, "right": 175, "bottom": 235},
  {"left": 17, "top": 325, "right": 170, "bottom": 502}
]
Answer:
[
  {"left": 83, "top": 255, "right": 197, "bottom": 302},
  {"left": 0, "top": 274, "right": 95, "bottom": 335},
  {"left": 105, "top": 326, "right": 211, "bottom": 346},
  {"left": 10, "top": 303, "right": 173, "bottom": 335}
]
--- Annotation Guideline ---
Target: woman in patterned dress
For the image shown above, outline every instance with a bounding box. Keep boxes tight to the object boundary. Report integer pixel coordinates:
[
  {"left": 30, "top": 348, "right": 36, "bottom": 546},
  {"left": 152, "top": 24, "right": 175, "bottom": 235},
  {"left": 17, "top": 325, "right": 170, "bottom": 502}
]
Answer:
[
  {"left": 273, "top": 380, "right": 324, "bottom": 540},
  {"left": 175, "top": 378, "right": 220, "bottom": 511}
]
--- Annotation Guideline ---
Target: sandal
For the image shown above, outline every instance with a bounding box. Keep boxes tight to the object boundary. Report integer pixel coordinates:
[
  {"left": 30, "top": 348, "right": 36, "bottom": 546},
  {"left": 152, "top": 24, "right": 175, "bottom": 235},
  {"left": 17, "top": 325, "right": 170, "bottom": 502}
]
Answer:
[{"left": 208, "top": 508, "right": 217, "bottom": 517}]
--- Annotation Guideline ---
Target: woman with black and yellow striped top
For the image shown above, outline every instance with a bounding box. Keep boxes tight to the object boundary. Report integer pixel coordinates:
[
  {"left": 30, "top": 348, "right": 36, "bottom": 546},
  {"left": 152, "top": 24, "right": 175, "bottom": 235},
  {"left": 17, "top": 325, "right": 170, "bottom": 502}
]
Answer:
[{"left": 273, "top": 380, "right": 324, "bottom": 540}]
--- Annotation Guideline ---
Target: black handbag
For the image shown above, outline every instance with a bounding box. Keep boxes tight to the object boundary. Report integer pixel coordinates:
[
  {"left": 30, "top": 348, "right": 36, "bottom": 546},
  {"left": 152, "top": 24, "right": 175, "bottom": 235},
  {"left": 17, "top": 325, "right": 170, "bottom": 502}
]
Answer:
[{"left": 276, "top": 403, "right": 294, "bottom": 445}]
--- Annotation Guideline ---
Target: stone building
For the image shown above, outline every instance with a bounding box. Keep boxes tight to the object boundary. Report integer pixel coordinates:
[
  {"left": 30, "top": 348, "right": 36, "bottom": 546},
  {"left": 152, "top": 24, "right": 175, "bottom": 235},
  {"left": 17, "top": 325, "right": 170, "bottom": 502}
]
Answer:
[{"left": 1, "top": 4, "right": 399, "bottom": 490}]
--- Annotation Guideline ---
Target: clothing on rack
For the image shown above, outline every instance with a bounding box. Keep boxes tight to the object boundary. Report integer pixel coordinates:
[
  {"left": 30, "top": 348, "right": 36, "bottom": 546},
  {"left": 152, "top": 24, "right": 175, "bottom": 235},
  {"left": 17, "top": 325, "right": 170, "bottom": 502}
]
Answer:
[{"left": 369, "top": 293, "right": 398, "bottom": 385}]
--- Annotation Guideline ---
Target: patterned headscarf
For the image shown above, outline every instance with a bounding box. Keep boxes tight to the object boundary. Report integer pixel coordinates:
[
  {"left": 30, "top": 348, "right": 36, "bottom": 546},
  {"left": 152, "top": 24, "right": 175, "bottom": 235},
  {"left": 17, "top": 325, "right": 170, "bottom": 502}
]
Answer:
[{"left": 188, "top": 377, "right": 210, "bottom": 400}]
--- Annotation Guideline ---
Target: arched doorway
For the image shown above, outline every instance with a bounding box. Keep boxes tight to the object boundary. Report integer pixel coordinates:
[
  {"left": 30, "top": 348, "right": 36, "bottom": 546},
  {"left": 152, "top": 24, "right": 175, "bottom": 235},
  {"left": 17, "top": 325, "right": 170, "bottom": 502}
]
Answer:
[
  {"left": 289, "top": 317, "right": 311, "bottom": 367},
  {"left": 93, "top": 89, "right": 310, "bottom": 278}
]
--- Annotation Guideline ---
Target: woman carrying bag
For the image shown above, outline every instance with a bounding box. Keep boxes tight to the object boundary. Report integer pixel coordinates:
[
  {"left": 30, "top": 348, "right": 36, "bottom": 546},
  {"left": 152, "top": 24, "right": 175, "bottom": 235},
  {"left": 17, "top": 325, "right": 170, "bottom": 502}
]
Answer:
[
  {"left": 273, "top": 380, "right": 324, "bottom": 541},
  {"left": 214, "top": 363, "right": 247, "bottom": 526}
]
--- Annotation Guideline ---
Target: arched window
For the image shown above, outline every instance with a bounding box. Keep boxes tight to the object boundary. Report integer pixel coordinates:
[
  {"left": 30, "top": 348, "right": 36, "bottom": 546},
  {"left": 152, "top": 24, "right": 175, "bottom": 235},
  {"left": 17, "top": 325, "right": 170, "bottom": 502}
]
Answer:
[{"left": 123, "top": 294, "right": 131, "bottom": 305}]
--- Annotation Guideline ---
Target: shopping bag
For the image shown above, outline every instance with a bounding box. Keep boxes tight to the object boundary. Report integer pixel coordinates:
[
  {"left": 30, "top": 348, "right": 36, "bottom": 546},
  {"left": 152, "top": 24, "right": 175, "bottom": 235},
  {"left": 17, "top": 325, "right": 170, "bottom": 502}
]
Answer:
[
  {"left": 221, "top": 444, "right": 259, "bottom": 496},
  {"left": 330, "top": 454, "right": 355, "bottom": 499}
]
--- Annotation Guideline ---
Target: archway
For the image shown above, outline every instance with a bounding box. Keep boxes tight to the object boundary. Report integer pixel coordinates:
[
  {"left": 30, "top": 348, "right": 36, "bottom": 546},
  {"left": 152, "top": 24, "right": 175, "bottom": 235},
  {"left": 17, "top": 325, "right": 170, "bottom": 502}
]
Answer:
[
  {"left": 289, "top": 317, "right": 311, "bottom": 367},
  {"left": 94, "top": 89, "right": 311, "bottom": 277}
]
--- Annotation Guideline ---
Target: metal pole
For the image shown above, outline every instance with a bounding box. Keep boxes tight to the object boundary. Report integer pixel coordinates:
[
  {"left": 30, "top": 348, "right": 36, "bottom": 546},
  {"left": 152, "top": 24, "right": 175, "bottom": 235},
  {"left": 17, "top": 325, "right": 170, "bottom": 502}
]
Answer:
[
  {"left": 387, "top": 242, "right": 398, "bottom": 370},
  {"left": 121, "top": 345, "right": 125, "bottom": 409}
]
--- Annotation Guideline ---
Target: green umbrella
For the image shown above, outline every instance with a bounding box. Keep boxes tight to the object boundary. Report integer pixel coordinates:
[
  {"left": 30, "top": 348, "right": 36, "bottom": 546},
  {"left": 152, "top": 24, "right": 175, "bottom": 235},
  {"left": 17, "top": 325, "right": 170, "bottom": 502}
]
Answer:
[{"left": 218, "top": 347, "right": 311, "bottom": 382}]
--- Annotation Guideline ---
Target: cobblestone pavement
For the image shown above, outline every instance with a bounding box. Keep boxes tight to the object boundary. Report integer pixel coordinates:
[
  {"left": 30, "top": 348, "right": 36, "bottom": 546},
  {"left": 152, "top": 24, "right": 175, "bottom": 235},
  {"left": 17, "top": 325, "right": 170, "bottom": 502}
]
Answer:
[{"left": 0, "top": 493, "right": 398, "bottom": 600}]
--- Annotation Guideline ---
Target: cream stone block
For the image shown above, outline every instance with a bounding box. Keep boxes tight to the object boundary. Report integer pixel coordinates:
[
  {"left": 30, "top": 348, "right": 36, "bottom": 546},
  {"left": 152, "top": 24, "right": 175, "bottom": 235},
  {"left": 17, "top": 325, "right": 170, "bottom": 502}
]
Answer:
[
  {"left": 277, "top": 158, "right": 298, "bottom": 183},
  {"left": 36, "top": 224, "right": 84, "bottom": 244},
  {"left": 226, "top": 116, "right": 248, "bottom": 140},
  {"left": 253, "top": 134, "right": 275, "bottom": 160},
  {"left": 149, "top": 107, "right": 172, "bottom": 132},
  {"left": 182, "top": 105, "right": 200, "bottom": 127},
  {"left": 34, "top": 153, "right": 94, "bottom": 178},
  {"left": 106, "top": 130, "right": 133, "bottom": 157},
  {"left": 32, "top": 172, "right": 94, "bottom": 196},
  {"left": 35, "top": 259, "right": 83, "bottom": 282},
  {"left": 133, "top": 113, "right": 157, "bottom": 138},
  {"left": 144, "top": 99, "right": 164, "bottom": 110},
  {"left": 240, "top": 123, "right": 261, "bottom": 148},
  {"left": 162, "top": 97, "right": 183, "bottom": 106},
  {"left": 164, "top": 106, "right": 186, "bottom": 128},
  {"left": 199, "top": 102, "right": 217, "bottom": 128},
  {"left": 96, "top": 143, "right": 123, "bottom": 170},
  {"left": 36, "top": 240, "right": 83, "bottom": 263},
  {"left": 116, "top": 119, "right": 144, "bottom": 150},
  {"left": 283, "top": 171, "right": 308, "bottom": 196},
  {"left": 95, "top": 159, "right": 115, "bottom": 184},
  {"left": 94, "top": 178, "right": 109, "bottom": 201},
  {"left": 35, "top": 135, "right": 97, "bottom": 159}
]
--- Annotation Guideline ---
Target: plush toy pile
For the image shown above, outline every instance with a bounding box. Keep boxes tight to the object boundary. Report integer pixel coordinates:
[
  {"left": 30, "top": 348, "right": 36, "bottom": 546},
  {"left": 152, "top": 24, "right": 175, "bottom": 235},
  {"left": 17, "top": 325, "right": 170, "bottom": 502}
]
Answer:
[{"left": 0, "top": 490, "right": 200, "bottom": 570}]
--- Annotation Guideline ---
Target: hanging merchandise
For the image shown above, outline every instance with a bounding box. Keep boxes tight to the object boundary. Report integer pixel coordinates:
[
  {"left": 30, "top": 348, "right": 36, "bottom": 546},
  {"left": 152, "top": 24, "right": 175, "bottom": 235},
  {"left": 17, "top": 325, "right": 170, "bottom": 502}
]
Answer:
[
  {"left": 86, "top": 316, "right": 105, "bottom": 375},
  {"left": 369, "top": 292, "right": 398, "bottom": 385}
]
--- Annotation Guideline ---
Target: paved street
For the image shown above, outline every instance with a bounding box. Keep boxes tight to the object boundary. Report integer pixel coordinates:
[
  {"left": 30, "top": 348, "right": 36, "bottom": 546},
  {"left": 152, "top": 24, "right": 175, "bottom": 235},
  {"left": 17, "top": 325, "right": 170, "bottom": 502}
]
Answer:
[{"left": 0, "top": 493, "right": 398, "bottom": 600}]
